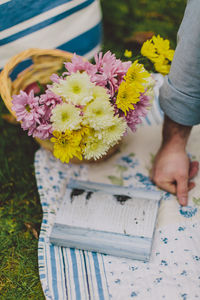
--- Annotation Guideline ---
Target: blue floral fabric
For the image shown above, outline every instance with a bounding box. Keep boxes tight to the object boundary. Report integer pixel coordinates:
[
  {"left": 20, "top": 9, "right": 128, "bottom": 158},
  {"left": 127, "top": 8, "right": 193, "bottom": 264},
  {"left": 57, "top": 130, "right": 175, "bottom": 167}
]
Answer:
[{"left": 34, "top": 74, "right": 200, "bottom": 299}]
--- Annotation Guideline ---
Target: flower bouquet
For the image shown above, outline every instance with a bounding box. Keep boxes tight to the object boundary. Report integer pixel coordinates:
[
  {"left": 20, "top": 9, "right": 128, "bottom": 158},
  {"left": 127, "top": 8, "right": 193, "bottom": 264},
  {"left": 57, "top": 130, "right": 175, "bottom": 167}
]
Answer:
[
  {"left": 10, "top": 51, "right": 155, "bottom": 163},
  {"left": 2, "top": 36, "right": 174, "bottom": 164}
]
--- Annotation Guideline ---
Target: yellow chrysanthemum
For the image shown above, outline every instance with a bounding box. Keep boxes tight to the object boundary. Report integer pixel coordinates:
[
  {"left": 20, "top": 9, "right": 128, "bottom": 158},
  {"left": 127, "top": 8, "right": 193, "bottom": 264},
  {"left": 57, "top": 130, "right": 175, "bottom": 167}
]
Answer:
[
  {"left": 141, "top": 35, "right": 174, "bottom": 75},
  {"left": 154, "top": 55, "right": 171, "bottom": 75},
  {"left": 116, "top": 81, "right": 140, "bottom": 115},
  {"left": 125, "top": 61, "right": 150, "bottom": 86},
  {"left": 76, "top": 126, "right": 91, "bottom": 137},
  {"left": 152, "top": 35, "right": 170, "bottom": 55},
  {"left": 154, "top": 63, "right": 170, "bottom": 75},
  {"left": 124, "top": 49, "right": 132, "bottom": 58},
  {"left": 50, "top": 130, "right": 82, "bottom": 163},
  {"left": 141, "top": 40, "right": 158, "bottom": 60},
  {"left": 165, "top": 49, "right": 175, "bottom": 61},
  {"left": 50, "top": 103, "right": 82, "bottom": 131},
  {"left": 75, "top": 126, "right": 91, "bottom": 151}
]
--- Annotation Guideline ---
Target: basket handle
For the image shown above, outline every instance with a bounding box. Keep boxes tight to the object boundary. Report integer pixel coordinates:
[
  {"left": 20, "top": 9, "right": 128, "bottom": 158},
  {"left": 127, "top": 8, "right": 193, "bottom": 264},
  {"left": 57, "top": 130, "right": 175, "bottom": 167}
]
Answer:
[{"left": 0, "top": 48, "right": 74, "bottom": 116}]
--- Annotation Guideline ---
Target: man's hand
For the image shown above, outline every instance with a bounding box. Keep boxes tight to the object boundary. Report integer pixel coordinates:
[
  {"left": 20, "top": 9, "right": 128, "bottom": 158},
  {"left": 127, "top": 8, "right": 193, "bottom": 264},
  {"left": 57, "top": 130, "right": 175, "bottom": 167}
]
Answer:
[
  {"left": 150, "top": 145, "right": 199, "bottom": 206},
  {"left": 150, "top": 115, "right": 199, "bottom": 206}
]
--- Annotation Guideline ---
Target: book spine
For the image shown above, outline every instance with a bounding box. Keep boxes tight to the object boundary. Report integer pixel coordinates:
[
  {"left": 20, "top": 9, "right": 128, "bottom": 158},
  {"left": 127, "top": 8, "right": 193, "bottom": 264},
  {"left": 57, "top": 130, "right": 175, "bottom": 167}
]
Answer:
[{"left": 68, "top": 178, "right": 162, "bottom": 202}]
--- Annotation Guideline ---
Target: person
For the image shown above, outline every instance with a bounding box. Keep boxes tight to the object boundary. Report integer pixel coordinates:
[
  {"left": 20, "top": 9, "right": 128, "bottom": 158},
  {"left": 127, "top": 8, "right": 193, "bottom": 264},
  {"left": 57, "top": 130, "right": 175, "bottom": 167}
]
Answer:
[{"left": 150, "top": 0, "right": 200, "bottom": 206}]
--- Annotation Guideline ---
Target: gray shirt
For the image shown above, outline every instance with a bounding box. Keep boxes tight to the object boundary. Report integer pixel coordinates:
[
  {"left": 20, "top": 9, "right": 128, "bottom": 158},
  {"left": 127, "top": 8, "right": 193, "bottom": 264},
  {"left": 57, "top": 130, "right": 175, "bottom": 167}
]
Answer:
[{"left": 159, "top": 0, "right": 200, "bottom": 126}]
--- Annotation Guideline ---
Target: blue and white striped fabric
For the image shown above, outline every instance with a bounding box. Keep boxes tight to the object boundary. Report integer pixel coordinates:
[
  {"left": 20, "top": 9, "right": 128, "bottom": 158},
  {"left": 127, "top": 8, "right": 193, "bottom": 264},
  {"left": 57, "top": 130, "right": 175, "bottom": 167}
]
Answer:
[
  {"left": 35, "top": 156, "right": 110, "bottom": 300},
  {"left": 0, "top": 0, "right": 102, "bottom": 68}
]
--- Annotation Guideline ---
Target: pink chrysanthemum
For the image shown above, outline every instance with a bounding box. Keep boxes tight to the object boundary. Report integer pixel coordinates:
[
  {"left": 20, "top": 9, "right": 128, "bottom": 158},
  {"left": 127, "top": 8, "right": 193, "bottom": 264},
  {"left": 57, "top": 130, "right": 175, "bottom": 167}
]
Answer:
[
  {"left": 39, "top": 90, "right": 63, "bottom": 121},
  {"left": 124, "top": 109, "right": 142, "bottom": 132},
  {"left": 64, "top": 54, "right": 96, "bottom": 76},
  {"left": 12, "top": 90, "right": 62, "bottom": 140},
  {"left": 125, "top": 93, "right": 151, "bottom": 132},
  {"left": 91, "top": 51, "right": 132, "bottom": 97},
  {"left": 135, "top": 93, "right": 151, "bottom": 117},
  {"left": 32, "top": 123, "right": 53, "bottom": 140},
  {"left": 31, "top": 90, "right": 63, "bottom": 139},
  {"left": 50, "top": 73, "right": 61, "bottom": 84},
  {"left": 12, "top": 90, "right": 42, "bottom": 128},
  {"left": 21, "top": 119, "right": 37, "bottom": 135}
]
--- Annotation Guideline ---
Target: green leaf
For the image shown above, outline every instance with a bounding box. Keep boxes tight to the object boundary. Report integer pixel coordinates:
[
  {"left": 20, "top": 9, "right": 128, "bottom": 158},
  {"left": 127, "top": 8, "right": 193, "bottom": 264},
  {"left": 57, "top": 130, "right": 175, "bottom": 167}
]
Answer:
[
  {"left": 107, "top": 176, "right": 123, "bottom": 186},
  {"left": 150, "top": 153, "right": 156, "bottom": 164},
  {"left": 116, "top": 165, "right": 128, "bottom": 172},
  {"left": 129, "top": 152, "right": 135, "bottom": 157},
  {"left": 192, "top": 197, "right": 200, "bottom": 206},
  {"left": 36, "top": 81, "right": 45, "bottom": 95}
]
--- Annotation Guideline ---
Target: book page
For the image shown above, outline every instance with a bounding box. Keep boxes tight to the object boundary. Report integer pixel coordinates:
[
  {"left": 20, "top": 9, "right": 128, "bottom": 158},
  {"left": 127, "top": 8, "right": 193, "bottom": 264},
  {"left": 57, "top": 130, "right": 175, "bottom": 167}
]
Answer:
[{"left": 55, "top": 184, "right": 160, "bottom": 239}]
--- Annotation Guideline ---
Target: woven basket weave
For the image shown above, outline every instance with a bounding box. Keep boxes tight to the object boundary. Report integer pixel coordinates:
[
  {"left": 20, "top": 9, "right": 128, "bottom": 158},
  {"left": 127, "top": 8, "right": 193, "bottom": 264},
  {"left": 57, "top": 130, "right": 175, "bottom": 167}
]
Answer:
[
  {"left": 0, "top": 48, "right": 74, "bottom": 116},
  {"left": 0, "top": 48, "right": 120, "bottom": 163}
]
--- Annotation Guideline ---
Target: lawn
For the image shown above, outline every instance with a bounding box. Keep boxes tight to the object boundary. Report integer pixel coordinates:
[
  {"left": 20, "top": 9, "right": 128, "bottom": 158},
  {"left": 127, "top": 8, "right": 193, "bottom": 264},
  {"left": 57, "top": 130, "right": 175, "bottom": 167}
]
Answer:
[{"left": 0, "top": 0, "right": 187, "bottom": 298}]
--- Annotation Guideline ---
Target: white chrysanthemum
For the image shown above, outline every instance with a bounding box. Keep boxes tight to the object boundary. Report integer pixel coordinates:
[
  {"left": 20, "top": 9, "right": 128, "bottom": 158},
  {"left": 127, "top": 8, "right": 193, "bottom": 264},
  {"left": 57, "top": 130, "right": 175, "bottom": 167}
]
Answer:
[
  {"left": 83, "top": 99, "right": 115, "bottom": 130},
  {"left": 83, "top": 134, "right": 110, "bottom": 160},
  {"left": 50, "top": 103, "right": 82, "bottom": 131},
  {"left": 95, "top": 116, "right": 127, "bottom": 147},
  {"left": 51, "top": 72, "right": 94, "bottom": 105},
  {"left": 92, "top": 85, "right": 110, "bottom": 101}
]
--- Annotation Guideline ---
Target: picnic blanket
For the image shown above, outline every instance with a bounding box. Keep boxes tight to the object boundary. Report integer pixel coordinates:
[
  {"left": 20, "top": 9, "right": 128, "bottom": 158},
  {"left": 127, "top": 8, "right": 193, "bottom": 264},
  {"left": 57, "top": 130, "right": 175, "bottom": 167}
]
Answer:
[{"left": 34, "top": 74, "right": 200, "bottom": 300}]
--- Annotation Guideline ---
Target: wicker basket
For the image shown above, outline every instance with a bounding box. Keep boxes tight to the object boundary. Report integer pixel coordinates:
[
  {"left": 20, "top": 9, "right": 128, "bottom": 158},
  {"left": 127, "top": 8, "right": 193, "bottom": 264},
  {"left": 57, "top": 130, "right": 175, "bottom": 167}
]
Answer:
[{"left": 0, "top": 48, "right": 120, "bottom": 163}]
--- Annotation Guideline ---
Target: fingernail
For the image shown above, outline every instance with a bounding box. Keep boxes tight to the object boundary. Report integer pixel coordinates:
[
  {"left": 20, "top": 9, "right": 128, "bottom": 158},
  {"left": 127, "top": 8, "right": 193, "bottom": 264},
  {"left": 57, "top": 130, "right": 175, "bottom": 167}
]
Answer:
[{"left": 179, "top": 196, "right": 187, "bottom": 206}]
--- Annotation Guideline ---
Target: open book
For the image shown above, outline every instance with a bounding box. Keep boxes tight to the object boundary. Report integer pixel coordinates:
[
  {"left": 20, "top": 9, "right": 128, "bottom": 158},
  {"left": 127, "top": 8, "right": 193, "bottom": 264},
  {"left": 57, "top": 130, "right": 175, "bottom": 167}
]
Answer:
[{"left": 49, "top": 178, "right": 162, "bottom": 261}]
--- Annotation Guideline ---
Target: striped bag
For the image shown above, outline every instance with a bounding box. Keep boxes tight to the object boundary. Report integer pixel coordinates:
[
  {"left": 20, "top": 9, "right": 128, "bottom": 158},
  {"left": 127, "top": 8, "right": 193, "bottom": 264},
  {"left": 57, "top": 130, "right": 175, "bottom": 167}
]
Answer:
[{"left": 0, "top": 0, "right": 102, "bottom": 73}]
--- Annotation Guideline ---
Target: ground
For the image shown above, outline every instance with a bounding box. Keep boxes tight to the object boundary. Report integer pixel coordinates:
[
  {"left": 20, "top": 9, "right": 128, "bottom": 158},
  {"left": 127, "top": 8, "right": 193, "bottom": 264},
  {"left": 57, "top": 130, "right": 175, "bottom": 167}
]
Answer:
[{"left": 0, "top": 0, "right": 187, "bottom": 298}]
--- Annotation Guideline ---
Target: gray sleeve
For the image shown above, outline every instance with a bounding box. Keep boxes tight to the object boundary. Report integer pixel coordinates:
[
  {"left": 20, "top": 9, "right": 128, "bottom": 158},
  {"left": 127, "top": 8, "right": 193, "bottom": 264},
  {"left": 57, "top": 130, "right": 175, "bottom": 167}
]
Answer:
[{"left": 159, "top": 0, "right": 200, "bottom": 126}]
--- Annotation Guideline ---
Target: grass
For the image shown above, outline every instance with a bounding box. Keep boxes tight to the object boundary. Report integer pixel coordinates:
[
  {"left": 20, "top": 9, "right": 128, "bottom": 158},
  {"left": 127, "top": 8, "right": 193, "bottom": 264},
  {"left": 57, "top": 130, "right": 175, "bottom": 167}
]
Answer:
[
  {"left": 0, "top": 0, "right": 187, "bottom": 298},
  {"left": 0, "top": 104, "right": 44, "bottom": 299},
  {"left": 101, "top": 0, "right": 186, "bottom": 57}
]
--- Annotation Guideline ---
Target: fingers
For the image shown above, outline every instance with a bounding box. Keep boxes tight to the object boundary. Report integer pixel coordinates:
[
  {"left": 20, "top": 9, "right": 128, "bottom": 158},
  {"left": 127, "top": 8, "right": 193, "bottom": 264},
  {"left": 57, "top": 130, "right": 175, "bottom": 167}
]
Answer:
[
  {"left": 177, "top": 160, "right": 199, "bottom": 206},
  {"left": 150, "top": 152, "right": 198, "bottom": 206},
  {"left": 153, "top": 177, "right": 189, "bottom": 206},
  {"left": 152, "top": 178, "right": 177, "bottom": 195},
  {"left": 189, "top": 160, "right": 199, "bottom": 179},
  {"left": 152, "top": 178, "right": 196, "bottom": 206},
  {"left": 176, "top": 177, "right": 189, "bottom": 206},
  {"left": 188, "top": 181, "right": 195, "bottom": 191}
]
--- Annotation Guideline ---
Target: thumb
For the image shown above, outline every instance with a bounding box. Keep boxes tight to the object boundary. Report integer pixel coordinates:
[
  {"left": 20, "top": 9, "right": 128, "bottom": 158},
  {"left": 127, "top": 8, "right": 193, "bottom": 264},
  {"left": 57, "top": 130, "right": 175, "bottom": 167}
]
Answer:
[{"left": 176, "top": 177, "right": 188, "bottom": 206}]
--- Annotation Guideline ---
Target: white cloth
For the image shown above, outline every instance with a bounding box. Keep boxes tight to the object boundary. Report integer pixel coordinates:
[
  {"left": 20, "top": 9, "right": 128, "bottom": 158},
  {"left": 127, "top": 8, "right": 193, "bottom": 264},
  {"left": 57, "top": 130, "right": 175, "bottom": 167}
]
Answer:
[{"left": 34, "top": 74, "right": 200, "bottom": 299}]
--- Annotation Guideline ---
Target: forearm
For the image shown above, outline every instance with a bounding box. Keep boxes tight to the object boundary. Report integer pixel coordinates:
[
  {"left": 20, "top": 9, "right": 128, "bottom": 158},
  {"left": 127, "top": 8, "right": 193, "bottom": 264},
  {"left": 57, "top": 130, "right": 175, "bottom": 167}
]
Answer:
[{"left": 161, "top": 115, "right": 192, "bottom": 150}]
